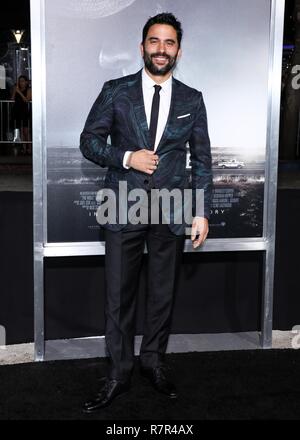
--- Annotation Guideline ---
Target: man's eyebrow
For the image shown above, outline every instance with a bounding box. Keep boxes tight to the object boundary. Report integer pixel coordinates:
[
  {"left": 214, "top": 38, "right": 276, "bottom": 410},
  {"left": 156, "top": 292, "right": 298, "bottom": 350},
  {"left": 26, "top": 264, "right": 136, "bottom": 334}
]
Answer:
[{"left": 148, "top": 37, "right": 176, "bottom": 44}]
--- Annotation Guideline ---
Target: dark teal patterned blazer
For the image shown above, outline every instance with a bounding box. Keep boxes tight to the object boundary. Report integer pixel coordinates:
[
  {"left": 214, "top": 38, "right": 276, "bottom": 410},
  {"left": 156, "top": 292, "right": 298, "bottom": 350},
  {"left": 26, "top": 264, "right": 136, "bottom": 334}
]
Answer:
[{"left": 80, "top": 69, "right": 212, "bottom": 235}]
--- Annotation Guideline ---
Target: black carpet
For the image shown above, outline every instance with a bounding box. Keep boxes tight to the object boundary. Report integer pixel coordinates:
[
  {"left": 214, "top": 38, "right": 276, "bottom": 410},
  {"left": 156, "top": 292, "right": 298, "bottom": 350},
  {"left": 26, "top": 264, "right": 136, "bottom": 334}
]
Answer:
[{"left": 1, "top": 349, "right": 300, "bottom": 420}]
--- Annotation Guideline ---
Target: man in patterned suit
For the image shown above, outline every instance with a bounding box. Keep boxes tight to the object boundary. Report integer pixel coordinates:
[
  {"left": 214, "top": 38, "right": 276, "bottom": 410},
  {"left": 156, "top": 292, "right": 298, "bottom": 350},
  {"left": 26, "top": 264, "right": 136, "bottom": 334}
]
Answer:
[{"left": 80, "top": 12, "right": 212, "bottom": 412}]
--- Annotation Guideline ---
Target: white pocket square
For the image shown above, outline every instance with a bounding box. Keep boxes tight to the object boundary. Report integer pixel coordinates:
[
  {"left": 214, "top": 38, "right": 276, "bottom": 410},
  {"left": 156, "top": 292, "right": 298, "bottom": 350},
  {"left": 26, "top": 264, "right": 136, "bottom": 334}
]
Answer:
[{"left": 177, "top": 113, "right": 191, "bottom": 119}]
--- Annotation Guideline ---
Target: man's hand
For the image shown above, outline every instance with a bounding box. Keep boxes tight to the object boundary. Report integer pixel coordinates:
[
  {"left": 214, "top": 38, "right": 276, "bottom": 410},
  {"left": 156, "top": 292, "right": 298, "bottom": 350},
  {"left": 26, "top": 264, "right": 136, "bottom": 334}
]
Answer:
[
  {"left": 191, "top": 216, "right": 209, "bottom": 249},
  {"left": 127, "top": 149, "right": 159, "bottom": 174}
]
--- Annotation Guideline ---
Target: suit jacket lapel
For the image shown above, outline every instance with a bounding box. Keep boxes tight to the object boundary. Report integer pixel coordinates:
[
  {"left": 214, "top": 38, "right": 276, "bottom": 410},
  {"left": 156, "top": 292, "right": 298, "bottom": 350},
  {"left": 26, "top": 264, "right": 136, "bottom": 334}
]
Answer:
[
  {"left": 156, "top": 77, "right": 179, "bottom": 152},
  {"left": 127, "top": 72, "right": 180, "bottom": 152},
  {"left": 127, "top": 70, "right": 151, "bottom": 149}
]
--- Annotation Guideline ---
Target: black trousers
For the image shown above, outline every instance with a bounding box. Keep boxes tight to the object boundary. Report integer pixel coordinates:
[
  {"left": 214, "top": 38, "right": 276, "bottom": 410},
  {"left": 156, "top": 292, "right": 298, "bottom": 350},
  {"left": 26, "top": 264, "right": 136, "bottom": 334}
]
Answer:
[{"left": 104, "top": 222, "right": 185, "bottom": 382}]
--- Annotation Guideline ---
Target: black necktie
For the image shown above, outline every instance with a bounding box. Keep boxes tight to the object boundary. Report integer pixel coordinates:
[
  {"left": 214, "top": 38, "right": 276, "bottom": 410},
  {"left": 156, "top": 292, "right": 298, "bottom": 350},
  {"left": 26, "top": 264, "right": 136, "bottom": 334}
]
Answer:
[{"left": 149, "top": 84, "right": 162, "bottom": 149}]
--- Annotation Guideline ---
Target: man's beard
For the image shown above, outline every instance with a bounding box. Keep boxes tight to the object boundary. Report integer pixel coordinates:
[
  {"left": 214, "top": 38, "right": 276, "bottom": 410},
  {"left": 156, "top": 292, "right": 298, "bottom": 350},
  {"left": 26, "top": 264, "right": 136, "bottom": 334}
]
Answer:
[{"left": 143, "top": 49, "right": 178, "bottom": 76}]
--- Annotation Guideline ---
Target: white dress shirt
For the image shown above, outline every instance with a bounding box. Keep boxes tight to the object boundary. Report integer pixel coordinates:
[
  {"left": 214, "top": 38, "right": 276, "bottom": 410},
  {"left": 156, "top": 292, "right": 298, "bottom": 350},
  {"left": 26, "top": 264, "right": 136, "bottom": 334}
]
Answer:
[{"left": 123, "top": 68, "right": 172, "bottom": 168}]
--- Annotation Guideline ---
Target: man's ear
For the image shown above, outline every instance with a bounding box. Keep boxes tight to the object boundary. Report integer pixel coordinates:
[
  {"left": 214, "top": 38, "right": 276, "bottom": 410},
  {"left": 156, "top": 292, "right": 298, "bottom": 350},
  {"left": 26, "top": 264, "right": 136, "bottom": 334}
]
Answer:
[{"left": 177, "top": 48, "right": 182, "bottom": 60}]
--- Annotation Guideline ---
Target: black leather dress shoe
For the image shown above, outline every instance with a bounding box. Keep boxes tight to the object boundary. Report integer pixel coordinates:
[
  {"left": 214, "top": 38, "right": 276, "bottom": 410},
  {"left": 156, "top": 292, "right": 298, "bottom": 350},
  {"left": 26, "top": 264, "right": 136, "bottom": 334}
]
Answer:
[
  {"left": 83, "top": 378, "right": 130, "bottom": 413},
  {"left": 140, "top": 366, "right": 178, "bottom": 398}
]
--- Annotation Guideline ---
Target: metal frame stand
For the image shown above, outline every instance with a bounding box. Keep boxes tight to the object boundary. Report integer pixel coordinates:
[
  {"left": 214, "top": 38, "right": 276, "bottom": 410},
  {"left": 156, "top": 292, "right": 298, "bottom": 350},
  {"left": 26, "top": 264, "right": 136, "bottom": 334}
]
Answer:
[{"left": 31, "top": 0, "right": 285, "bottom": 361}]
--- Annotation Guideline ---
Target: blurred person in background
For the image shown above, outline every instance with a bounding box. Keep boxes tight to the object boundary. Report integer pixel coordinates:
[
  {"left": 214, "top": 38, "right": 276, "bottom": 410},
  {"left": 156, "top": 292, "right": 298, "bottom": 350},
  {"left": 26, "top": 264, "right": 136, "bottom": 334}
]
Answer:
[{"left": 11, "top": 75, "right": 32, "bottom": 154}]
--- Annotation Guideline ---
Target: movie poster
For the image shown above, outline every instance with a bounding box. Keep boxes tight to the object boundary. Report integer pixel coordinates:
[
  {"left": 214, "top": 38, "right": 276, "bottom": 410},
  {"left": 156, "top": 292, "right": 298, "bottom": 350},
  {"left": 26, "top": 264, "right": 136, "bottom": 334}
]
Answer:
[{"left": 45, "top": 0, "right": 270, "bottom": 243}]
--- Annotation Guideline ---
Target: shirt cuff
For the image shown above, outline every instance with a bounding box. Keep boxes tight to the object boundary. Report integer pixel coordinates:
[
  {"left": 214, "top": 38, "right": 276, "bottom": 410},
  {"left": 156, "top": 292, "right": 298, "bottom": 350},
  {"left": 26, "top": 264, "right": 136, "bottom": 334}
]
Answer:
[{"left": 123, "top": 151, "right": 133, "bottom": 169}]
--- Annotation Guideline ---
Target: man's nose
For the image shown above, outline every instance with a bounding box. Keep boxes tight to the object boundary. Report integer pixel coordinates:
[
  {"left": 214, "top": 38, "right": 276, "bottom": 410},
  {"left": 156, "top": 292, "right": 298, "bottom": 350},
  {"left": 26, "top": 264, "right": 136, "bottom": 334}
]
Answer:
[{"left": 158, "top": 41, "right": 166, "bottom": 52}]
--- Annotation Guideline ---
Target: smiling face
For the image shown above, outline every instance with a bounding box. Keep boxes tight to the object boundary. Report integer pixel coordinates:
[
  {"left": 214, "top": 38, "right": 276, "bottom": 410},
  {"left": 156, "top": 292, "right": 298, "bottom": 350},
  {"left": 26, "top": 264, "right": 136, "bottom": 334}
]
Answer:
[{"left": 140, "top": 24, "right": 182, "bottom": 82}]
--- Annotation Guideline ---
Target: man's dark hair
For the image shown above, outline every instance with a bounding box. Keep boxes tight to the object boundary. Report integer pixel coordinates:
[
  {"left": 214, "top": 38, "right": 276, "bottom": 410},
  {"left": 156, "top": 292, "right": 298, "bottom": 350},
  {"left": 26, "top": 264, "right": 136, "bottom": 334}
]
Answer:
[{"left": 142, "top": 13, "right": 183, "bottom": 48}]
